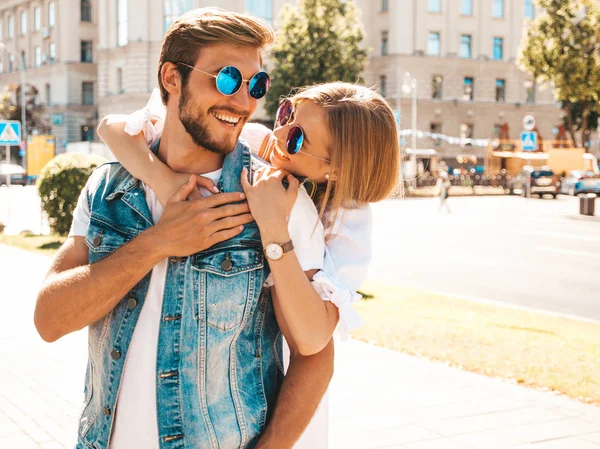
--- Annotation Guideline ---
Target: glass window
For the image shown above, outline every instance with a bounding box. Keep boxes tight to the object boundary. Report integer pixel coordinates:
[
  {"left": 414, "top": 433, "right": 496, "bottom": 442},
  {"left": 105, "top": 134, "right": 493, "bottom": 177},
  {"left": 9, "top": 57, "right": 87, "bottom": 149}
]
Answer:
[
  {"left": 432, "top": 75, "right": 443, "bottom": 100},
  {"left": 81, "top": 40, "right": 93, "bottom": 63},
  {"left": 493, "top": 37, "right": 503, "bottom": 60},
  {"left": 34, "top": 7, "right": 41, "bottom": 30},
  {"left": 526, "top": 81, "right": 536, "bottom": 104},
  {"left": 463, "top": 77, "right": 474, "bottom": 101},
  {"left": 81, "top": 0, "right": 93, "bottom": 22},
  {"left": 460, "top": 123, "right": 474, "bottom": 145},
  {"left": 8, "top": 16, "right": 14, "bottom": 38},
  {"left": 246, "top": 0, "right": 273, "bottom": 23},
  {"left": 493, "top": 0, "right": 504, "bottom": 18},
  {"left": 117, "top": 0, "right": 128, "bottom": 47},
  {"left": 45, "top": 83, "right": 51, "bottom": 106},
  {"left": 9, "top": 54, "right": 14, "bottom": 72},
  {"left": 81, "top": 125, "right": 95, "bottom": 142},
  {"left": 461, "top": 0, "right": 473, "bottom": 15},
  {"left": 164, "top": 0, "right": 193, "bottom": 31},
  {"left": 381, "top": 0, "right": 388, "bottom": 12},
  {"left": 35, "top": 46, "right": 41, "bottom": 67},
  {"left": 21, "top": 11, "right": 27, "bottom": 35},
  {"left": 381, "top": 31, "right": 388, "bottom": 56},
  {"left": 0, "top": 22, "right": 3, "bottom": 40},
  {"left": 496, "top": 79, "right": 505, "bottom": 102},
  {"left": 430, "top": 123, "right": 442, "bottom": 146},
  {"left": 49, "top": 43, "right": 56, "bottom": 63},
  {"left": 82, "top": 82, "right": 94, "bottom": 105},
  {"left": 460, "top": 35, "right": 472, "bottom": 58},
  {"left": 525, "top": 0, "right": 534, "bottom": 19},
  {"left": 379, "top": 75, "right": 387, "bottom": 98},
  {"left": 49, "top": 2, "right": 55, "bottom": 27},
  {"left": 428, "top": 0, "right": 441, "bottom": 13},
  {"left": 427, "top": 32, "right": 440, "bottom": 56},
  {"left": 117, "top": 68, "right": 124, "bottom": 94}
]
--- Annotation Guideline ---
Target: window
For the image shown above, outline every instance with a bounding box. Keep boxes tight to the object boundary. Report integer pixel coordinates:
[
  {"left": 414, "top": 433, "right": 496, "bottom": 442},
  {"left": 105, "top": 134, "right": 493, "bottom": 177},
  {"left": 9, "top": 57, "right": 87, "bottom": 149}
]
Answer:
[
  {"left": 463, "top": 77, "right": 474, "bottom": 101},
  {"left": 117, "top": 67, "right": 123, "bottom": 93},
  {"left": 493, "top": 37, "right": 503, "bottom": 60},
  {"left": 427, "top": 32, "right": 440, "bottom": 56},
  {"left": 430, "top": 123, "right": 442, "bottom": 146},
  {"left": 428, "top": 0, "right": 441, "bottom": 13},
  {"left": 526, "top": 81, "right": 536, "bottom": 104},
  {"left": 49, "top": 2, "right": 56, "bottom": 27},
  {"left": 117, "top": 0, "right": 128, "bottom": 46},
  {"left": 81, "top": 125, "right": 95, "bottom": 142},
  {"left": 460, "top": 123, "right": 474, "bottom": 145},
  {"left": 381, "top": 31, "right": 388, "bottom": 56},
  {"left": 20, "top": 11, "right": 27, "bottom": 35},
  {"left": 164, "top": 0, "right": 193, "bottom": 31},
  {"left": 381, "top": 0, "right": 388, "bottom": 12},
  {"left": 34, "top": 7, "right": 41, "bottom": 30},
  {"left": 493, "top": 0, "right": 504, "bottom": 18},
  {"left": 9, "top": 54, "right": 14, "bottom": 72},
  {"left": 496, "top": 79, "right": 505, "bottom": 102},
  {"left": 82, "top": 82, "right": 94, "bottom": 105},
  {"left": 35, "top": 47, "right": 41, "bottom": 67},
  {"left": 45, "top": 83, "right": 51, "bottom": 105},
  {"left": 246, "top": 0, "right": 273, "bottom": 23},
  {"left": 379, "top": 75, "right": 387, "bottom": 97},
  {"left": 0, "top": 22, "right": 2, "bottom": 40},
  {"left": 460, "top": 35, "right": 472, "bottom": 58},
  {"left": 49, "top": 43, "right": 56, "bottom": 63},
  {"left": 525, "top": 0, "right": 534, "bottom": 19},
  {"left": 432, "top": 75, "right": 443, "bottom": 100},
  {"left": 8, "top": 15, "right": 14, "bottom": 38},
  {"left": 81, "top": 0, "right": 92, "bottom": 22},
  {"left": 81, "top": 40, "right": 93, "bottom": 63},
  {"left": 461, "top": 0, "right": 473, "bottom": 15}
]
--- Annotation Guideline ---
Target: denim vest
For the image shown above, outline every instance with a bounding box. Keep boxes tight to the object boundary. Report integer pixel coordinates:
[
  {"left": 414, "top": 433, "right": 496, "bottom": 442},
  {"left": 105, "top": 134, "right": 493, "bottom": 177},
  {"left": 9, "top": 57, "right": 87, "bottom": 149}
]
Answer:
[{"left": 76, "top": 142, "right": 284, "bottom": 449}]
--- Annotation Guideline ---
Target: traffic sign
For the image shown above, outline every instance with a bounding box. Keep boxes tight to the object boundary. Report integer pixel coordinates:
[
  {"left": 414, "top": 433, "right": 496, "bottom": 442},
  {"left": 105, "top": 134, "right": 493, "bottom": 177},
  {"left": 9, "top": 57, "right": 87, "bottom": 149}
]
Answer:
[
  {"left": 522, "top": 114, "right": 536, "bottom": 131},
  {"left": 0, "top": 120, "right": 21, "bottom": 145},
  {"left": 521, "top": 131, "right": 537, "bottom": 151}
]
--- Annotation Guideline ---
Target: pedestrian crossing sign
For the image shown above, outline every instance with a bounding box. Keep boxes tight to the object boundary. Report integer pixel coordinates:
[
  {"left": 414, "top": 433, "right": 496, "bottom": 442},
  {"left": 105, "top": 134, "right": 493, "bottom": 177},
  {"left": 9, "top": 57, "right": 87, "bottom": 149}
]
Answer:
[
  {"left": 521, "top": 131, "right": 537, "bottom": 152},
  {"left": 0, "top": 121, "right": 21, "bottom": 145}
]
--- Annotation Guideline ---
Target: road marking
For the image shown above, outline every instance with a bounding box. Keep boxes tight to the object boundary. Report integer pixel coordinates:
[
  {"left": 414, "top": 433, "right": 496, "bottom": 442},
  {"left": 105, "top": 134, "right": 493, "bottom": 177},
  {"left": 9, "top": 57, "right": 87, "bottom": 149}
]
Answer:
[{"left": 538, "top": 246, "right": 600, "bottom": 259}]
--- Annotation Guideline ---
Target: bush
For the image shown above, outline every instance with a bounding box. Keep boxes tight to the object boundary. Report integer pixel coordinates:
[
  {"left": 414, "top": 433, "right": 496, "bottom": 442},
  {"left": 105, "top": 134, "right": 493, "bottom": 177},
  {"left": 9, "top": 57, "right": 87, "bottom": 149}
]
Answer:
[{"left": 37, "top": 153, "right": 107, "bottom": 236}]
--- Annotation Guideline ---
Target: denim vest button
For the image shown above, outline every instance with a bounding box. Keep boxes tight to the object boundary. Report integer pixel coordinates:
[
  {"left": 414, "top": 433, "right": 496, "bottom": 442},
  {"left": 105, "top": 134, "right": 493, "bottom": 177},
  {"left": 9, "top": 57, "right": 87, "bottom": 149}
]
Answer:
[
  {"left": 126, "top": 297, "right": 138, "bottom": 309},
  {"left": 220, "top": 259, "right": 233, "bottom": 271},
  {"left": 93, "top": 235, "right": 102, "bottom": 246},
  {"left": 111, "top": 350, "right": 122, "bottom": 360},
  {"left": 103, "top": 406, "right": 111, "bottom": 416}
]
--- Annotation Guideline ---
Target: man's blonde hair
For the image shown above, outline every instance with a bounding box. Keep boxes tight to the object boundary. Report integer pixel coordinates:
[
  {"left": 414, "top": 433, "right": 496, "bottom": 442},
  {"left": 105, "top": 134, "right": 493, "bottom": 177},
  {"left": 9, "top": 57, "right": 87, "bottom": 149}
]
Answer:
[
  {"left": 158, "top": 7, "right": 275, "bottom": 104},
  {"left": 290, "top": 83, "right": 401, "bottom": 229}
]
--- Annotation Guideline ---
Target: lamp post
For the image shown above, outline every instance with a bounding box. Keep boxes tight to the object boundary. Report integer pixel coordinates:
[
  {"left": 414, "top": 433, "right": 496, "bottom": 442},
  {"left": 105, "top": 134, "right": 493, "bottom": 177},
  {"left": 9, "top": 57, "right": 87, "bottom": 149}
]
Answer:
[
  {"left": 402, "top": 72, "right": 418, "bottom": 186},
  {"left": 0, "top": 43, "right": 27, "bottom": 172}
]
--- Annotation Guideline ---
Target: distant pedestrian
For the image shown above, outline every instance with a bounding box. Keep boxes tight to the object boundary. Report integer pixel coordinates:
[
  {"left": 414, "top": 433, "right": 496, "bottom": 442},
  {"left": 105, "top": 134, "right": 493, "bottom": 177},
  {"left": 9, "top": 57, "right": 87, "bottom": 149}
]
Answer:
[{"left": 436, "top": 171, "right": 451, "bottom": 213}]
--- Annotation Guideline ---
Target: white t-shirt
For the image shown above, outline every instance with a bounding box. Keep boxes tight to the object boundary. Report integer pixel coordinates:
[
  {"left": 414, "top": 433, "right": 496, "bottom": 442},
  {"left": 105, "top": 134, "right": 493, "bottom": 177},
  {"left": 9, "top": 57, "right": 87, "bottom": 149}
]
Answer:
[{"left": 69, "top": 167, "right": 324, "bottom": 449}]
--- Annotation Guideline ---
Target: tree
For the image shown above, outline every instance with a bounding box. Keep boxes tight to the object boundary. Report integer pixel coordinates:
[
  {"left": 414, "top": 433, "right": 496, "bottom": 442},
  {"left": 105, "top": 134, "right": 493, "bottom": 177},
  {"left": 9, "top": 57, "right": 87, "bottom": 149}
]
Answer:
[
  {"left": 264, "top": 0, "right": 368, "bottom": 119},
  {"left": 519, "top": 0, "right": 600, "bottom": 147},
  {"left": 0, "top": 84, "right": 51, "bottom": 136}
]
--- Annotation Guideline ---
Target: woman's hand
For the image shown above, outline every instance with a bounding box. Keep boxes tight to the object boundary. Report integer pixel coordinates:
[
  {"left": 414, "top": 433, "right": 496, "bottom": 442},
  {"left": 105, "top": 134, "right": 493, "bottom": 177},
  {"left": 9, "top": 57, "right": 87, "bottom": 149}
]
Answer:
[{"left": 240, "top": 166, "right": 299, "bottom": 240}]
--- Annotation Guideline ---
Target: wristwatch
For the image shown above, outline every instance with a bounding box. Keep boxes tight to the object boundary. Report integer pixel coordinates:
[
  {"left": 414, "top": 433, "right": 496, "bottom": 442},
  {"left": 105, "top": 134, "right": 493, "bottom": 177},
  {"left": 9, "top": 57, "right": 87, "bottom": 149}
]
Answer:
[{"left": 264, "top": 240, "right": 294, "bottom": 261}]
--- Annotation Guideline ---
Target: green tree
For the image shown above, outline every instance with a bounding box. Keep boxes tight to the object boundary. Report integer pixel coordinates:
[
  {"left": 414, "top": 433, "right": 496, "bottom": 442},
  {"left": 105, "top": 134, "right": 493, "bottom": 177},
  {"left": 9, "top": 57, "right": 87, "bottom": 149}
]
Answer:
[
  {"left": 264, "top": 0, "right": 368, "bottom": 119},
  {"left": 519, "top": 0, "right": 600, "bottom": 147}
]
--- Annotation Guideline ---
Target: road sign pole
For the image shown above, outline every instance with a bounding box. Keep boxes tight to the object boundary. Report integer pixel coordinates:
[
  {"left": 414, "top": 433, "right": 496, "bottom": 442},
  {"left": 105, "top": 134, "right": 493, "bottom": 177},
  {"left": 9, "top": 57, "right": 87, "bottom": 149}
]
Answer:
[{"left": 5, "top": 144, "right": 10, "bottom": 186}]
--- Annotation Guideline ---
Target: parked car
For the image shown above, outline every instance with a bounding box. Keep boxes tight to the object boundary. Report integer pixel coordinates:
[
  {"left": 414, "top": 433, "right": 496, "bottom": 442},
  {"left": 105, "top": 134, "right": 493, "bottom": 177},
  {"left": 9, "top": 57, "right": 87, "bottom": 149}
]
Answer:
[
  {"left": 510, "top": 167, "right": 559, "bottom": 198},
  {"left": 0, "top": 162, "right": 27, "bottom": 186},
  {"left": 559, "top": 170, "right": 600, "bottom": 196},
  {"left": 0, "top": 173, "right": 27, "bottom": 186}
]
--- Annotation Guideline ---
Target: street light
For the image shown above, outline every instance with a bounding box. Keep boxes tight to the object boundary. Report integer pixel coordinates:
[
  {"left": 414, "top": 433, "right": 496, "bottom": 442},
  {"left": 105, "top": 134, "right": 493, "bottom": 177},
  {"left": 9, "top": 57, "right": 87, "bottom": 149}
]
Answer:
[
  {"left": 0, "top": 43, "right": 27, "bottom": 173},
  {"left": 401, "top": 72, "right": 418, "bottom": 185}
]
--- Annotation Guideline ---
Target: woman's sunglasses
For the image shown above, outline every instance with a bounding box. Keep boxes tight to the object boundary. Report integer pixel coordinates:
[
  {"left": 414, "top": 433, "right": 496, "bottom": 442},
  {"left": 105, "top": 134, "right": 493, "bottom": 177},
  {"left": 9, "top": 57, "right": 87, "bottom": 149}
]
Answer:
[
  {"left": 177, "top": 63, "right": 271, "bottom": 99},
  {"left": 275, "top": 99, "right": 330, "bottom": 163}
]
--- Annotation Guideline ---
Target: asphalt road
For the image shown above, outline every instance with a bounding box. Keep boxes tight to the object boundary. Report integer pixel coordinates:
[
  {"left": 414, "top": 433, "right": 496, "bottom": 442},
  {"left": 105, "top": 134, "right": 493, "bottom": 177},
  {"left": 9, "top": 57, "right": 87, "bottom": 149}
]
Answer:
[{"left": 369, "top": 195, "right": 600, "bottom": 321}]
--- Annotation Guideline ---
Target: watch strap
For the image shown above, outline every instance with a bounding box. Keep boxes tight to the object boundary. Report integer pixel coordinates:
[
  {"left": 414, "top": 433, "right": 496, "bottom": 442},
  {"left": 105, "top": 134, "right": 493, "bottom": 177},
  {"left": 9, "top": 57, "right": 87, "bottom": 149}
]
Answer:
[{"left": 281, "top": 240, "right": 294, "bottom": 254}]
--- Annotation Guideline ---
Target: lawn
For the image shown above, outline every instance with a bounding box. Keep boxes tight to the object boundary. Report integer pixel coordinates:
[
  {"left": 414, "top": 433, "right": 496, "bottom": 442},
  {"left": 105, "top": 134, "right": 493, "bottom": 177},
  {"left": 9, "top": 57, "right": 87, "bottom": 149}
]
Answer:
[
  {"left": 0, "top": 233, "right": 65, "bottom": 256},
  {"left": 352, "top": 281, "right": 600, "bottom": 406}
]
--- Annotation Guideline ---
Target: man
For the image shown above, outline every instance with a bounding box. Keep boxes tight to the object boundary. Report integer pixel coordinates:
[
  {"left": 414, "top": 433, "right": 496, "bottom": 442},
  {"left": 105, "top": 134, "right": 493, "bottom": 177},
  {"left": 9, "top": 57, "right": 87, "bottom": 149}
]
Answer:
[{"left": 34, "top": 8, "right": 332, "bottom": 449}]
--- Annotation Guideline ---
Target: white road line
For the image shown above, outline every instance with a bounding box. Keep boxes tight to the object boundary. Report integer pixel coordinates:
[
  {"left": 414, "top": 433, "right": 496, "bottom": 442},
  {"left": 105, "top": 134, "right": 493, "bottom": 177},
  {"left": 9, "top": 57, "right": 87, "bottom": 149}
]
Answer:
[{"left": 538, "top": 246, "right": 600, "bottom": 259}]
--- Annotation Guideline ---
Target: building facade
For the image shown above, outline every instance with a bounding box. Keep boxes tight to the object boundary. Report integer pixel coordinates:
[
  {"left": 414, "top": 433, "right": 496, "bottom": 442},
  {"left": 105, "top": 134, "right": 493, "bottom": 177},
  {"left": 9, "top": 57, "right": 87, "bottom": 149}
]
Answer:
[{"left": 0, "top": 0, "right": 99, "bottom": 153}]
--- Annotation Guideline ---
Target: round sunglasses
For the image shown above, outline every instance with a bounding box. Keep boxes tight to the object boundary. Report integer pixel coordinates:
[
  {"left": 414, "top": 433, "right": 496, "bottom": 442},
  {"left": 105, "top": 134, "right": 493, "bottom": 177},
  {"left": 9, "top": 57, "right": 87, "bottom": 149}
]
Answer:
[
  {"left": 177, "top": 63, "right": 271, "bottom": 99},
  {"left": 275, "top": 99, "right": 330, "bottom": 163}
]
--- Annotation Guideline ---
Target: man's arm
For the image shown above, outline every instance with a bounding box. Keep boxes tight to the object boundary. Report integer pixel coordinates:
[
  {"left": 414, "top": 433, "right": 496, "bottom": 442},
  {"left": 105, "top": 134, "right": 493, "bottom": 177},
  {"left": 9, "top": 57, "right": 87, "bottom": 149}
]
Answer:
[
  {"left": 255, "top": 340, "right": 334, "bottom": 449},
  {"left": 34, "top": 176, "right": 253, "bottom": 342}
]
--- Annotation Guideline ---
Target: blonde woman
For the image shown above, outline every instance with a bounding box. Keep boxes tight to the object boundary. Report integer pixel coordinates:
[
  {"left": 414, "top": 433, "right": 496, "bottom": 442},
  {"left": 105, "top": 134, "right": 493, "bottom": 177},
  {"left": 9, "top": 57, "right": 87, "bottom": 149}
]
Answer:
[{"left": 98, "top": 82, "right": 400, "bottom": 447}]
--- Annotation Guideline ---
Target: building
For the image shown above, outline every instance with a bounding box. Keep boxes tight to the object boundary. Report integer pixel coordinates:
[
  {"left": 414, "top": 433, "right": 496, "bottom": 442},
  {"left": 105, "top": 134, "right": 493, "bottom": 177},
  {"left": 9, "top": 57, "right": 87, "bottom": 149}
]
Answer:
[
  {"left": 0, "top": 0, "right": 99, "bottom": 153},
  {"left": 358, "top": 0, "right": 563, "bottom": 168}
]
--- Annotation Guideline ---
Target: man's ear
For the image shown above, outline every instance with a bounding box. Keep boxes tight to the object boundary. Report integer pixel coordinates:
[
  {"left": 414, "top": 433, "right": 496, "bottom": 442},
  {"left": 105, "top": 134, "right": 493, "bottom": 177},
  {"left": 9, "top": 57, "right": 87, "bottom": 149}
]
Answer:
[{"left": 161, "top": 62, "right": 181, "bottom": 96}]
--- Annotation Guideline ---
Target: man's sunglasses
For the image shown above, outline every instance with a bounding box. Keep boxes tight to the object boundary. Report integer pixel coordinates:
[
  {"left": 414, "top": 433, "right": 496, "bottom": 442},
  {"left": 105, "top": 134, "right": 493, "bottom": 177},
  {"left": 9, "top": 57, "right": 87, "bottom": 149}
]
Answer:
[
  {"left": 275, "top": 99, "right": 330, "bottom": 163},
  {"left": 177, "top": 63, "right": 271, "bottom": 99}
]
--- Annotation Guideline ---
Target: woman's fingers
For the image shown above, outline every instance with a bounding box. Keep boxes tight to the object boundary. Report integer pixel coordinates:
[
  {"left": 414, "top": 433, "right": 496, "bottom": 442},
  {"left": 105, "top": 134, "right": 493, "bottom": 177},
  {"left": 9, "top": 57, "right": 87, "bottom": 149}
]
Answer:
[
  {"left": 196, "top": 175, "right": 220, "bottom": 194},
  {"left": 167, "top": 175, "right": 197, "bottom": 203}
]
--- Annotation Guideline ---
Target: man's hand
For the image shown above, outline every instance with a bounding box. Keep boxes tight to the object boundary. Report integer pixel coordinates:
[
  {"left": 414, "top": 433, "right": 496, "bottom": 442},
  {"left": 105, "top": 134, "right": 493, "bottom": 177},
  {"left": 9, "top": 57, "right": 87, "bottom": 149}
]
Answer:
[{"left": 153, "top": 174, "right": 254, "bottom": 257}]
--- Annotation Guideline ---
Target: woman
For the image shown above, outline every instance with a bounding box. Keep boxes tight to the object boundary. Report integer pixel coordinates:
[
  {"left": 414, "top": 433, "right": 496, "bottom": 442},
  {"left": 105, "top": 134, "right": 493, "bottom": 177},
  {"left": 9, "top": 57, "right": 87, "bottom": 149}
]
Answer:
[{"left": 98, "top": 82, "right": 400, "bottom": 447}]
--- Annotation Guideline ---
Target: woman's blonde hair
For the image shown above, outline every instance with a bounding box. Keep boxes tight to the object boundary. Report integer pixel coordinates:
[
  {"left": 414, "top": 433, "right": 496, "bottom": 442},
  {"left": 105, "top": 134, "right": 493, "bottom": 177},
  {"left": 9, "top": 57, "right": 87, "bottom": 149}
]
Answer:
[{"left": 290, "top": 82, "right": 400, "bottom": 229}]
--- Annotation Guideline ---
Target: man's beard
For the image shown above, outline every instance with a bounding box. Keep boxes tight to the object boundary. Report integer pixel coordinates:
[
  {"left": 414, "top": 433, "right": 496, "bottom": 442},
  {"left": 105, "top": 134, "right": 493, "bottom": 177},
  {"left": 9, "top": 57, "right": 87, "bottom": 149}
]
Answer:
[{"left": 178, "top": 85, "right": 238, "bottom": 155}]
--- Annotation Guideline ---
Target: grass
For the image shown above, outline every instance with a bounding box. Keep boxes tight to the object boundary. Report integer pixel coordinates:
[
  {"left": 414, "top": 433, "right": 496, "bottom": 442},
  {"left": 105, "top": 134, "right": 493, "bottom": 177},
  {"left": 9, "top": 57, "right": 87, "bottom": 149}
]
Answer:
[
  {"left": 0, "top": 233, "right": 65, "bottom": 256},
  {"left": 351, "top": 281, "right": 600, "bottom": 406}
]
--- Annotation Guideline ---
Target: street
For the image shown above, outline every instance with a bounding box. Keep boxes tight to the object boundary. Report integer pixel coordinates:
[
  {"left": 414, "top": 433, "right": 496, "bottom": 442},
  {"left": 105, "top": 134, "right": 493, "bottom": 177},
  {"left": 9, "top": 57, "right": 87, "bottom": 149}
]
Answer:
[{"left": 369, "top": 195, "right": 600, "bottom": 320}]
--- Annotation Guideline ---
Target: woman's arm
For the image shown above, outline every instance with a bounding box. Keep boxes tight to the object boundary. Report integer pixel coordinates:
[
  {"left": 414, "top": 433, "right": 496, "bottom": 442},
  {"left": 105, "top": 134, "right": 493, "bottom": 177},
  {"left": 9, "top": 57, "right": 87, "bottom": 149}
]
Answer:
[
  {"left": 97, "top": 116, "right": 191, "bottom": 205},
  {"left": 241, "top": 167, "right": 338, "bottom": 356}
]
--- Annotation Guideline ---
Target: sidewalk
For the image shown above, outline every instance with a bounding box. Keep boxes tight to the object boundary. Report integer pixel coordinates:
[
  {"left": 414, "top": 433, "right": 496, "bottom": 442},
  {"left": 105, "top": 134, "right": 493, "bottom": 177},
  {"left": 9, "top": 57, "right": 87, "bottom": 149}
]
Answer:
[{"left": 1, "top": 244, "right": 599, "bottom": 449}]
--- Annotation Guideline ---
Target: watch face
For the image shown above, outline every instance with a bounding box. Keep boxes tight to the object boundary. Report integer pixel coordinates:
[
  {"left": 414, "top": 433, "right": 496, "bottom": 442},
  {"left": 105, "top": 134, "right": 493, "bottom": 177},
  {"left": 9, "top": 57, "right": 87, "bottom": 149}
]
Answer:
[{"left": 266, "top": 243, "right": 283, "bottom": 260}]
